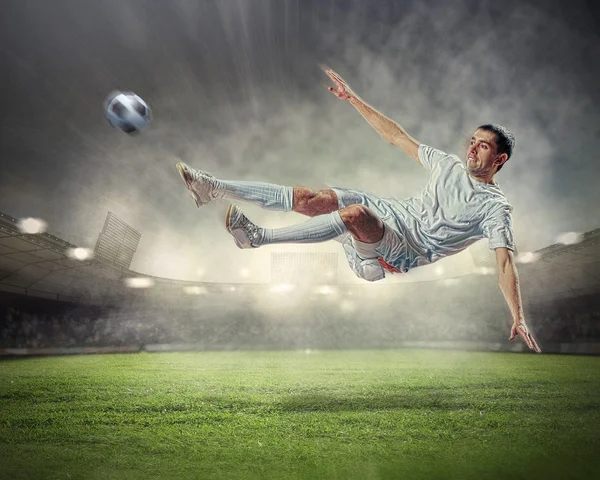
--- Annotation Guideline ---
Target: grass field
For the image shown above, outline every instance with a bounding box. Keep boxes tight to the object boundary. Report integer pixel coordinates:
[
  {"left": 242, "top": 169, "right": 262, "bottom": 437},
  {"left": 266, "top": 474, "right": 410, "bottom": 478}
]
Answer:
[{"left": 1, "top": 349, "right": 599, "bottom": 480}]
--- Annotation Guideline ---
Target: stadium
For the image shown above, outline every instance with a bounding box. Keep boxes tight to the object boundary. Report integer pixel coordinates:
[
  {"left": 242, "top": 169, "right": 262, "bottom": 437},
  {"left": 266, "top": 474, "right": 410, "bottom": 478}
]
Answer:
[
  {"left": 1, "top": 211, "right": 600, "bottom": 355},
  {"left": 2, "top": 1, "right": 600, "bottom": 479},
  {"left": 1, "top": 210, "right": 599, "bottom": 479}
]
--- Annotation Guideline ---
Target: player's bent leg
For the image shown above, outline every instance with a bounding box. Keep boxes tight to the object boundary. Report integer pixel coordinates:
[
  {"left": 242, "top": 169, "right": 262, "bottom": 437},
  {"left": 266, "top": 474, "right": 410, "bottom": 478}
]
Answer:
[
  {"left": 338, "top": 205, "right": 384, "bottom": 243},
  {"left": 225, "top": 204, "right": 348, "bottom": 249},
  {"left": 225, "top": 203, "right": 387, "bottom": 281},
  {"left": 338, "top": 205, "right": 386, "bottom": 282}
]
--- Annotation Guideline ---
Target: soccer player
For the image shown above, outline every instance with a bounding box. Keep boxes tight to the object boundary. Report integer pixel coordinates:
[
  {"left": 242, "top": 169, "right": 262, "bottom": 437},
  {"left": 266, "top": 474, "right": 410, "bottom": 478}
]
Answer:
[{"left": 176, "top": 67, "right": 541, "bottom": 353}]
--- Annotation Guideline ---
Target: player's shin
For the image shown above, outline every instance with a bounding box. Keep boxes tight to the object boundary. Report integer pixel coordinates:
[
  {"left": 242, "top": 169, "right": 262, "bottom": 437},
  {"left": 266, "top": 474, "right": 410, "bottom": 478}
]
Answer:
[
  {"left": 216, "top": 180, "right": 294, "bottom": 212},
  {"left": 259, "top": 211, "right": 347, "bottom": 246}
]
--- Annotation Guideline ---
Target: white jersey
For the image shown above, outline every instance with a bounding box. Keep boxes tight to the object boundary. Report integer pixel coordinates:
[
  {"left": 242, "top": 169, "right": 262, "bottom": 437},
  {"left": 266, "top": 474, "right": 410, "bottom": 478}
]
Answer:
[
  {"left": 333, "top": 144, "right": 515, "bottom": 274},
  {"left": 382, "top": 144, "right": 515, "bottom": 267}
]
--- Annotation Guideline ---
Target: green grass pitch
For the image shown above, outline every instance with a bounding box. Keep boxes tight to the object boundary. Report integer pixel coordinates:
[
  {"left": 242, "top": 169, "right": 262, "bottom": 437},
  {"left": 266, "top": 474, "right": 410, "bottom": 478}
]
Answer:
[{"left": 1, "top": 349, "right": 599, "bottom": 479}]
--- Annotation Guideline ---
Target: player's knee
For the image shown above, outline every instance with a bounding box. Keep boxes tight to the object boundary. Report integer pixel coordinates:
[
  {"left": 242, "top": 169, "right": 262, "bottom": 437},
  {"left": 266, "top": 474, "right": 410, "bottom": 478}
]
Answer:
[
  {"left": 293, "top": 187, "right": 338, "bottom": 217},
  {"left": 292, "top": 187, "right": 316, "bottom": 215},
  {"left": 340, "top": 205, "right": 384, "bottom": 242},
  {"left": 340, "top": 204, "right": 376, "bottom": 227}
]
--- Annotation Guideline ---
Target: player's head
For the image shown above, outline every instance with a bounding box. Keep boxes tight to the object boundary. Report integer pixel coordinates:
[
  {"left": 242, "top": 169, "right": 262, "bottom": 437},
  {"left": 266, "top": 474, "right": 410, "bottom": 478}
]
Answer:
[{"left": 467, "top": 124, "right": 515, "bottom": 178}]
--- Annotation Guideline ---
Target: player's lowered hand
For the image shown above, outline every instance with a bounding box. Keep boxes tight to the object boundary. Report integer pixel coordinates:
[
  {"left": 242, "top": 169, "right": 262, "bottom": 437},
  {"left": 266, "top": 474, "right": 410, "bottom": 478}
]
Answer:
[
  {"left": 321, "top": 65, "right": 357, "bottom": 102},
  {"left": 509, "top": 321, "right": 542, "bottom": 353}
]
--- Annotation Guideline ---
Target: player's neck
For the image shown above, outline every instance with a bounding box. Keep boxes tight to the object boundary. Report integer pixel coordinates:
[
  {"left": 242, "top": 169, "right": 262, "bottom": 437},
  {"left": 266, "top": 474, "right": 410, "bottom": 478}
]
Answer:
[{"left": 469, "top": 172, "right": 497, "bottom": 185}]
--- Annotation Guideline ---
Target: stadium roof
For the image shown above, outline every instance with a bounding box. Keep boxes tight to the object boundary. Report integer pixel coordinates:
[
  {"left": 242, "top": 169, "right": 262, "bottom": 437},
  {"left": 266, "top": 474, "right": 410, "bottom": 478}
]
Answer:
[{"left": 1, "top": 211, "right": 598, "bottom": 304}]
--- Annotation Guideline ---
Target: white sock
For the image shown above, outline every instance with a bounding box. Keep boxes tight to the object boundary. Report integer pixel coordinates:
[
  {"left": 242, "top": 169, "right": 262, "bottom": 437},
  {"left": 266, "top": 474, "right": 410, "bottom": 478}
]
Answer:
[
  {"left": 215, "top": 180, "right": 293, "bottom": 212},
  {"left": 259, "top": 211, "right": 347, "bottom": 246}
]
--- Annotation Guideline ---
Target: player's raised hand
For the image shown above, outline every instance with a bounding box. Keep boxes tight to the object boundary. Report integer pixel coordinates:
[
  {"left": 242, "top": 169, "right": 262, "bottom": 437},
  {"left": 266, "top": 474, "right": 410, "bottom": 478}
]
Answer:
[
  {"left": 509, "top": 321, "right": 542, "bottom": 353},
  {"left": 321, "top": 65, "right": 357, "bottom": 102}
]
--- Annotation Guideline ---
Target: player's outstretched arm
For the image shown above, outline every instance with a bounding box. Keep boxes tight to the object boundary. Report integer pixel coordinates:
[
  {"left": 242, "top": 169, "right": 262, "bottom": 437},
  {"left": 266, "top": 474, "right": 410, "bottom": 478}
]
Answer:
[
  {"left": 322, "top": 66, "right": 421, "bottom": 165},
  {"left": 495, "top": 247, "right": 542, "bottom": 353}
]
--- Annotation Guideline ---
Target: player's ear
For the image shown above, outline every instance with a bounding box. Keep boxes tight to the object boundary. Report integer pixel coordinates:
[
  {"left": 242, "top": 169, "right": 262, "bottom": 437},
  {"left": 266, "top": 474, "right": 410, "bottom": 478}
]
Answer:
[{"left": 495, "top": 153, "right": 508, "bottom": 168}]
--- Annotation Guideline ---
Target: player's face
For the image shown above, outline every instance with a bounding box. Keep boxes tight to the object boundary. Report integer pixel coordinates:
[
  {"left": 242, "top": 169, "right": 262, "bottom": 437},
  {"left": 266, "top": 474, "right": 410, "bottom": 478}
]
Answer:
[{"left": 466, "top": 129, "right": 505, "bottom": 177}]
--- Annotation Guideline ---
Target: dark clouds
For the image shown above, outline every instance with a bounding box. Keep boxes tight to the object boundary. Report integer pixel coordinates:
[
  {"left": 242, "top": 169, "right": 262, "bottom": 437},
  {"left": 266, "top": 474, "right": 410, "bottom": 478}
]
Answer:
[{"left": 1, "top": 0, "right": 599, "bottom": 282}]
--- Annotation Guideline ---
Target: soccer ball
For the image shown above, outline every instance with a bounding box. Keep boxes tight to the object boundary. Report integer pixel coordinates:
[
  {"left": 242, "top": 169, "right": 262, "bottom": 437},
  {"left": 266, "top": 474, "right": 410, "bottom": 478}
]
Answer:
[{"left": 104, "top": 91, "right": 151, "bottom": 134}]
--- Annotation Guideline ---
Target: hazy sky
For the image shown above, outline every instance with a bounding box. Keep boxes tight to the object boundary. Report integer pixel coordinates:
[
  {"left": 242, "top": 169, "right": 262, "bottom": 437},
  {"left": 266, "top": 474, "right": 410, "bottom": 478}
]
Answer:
[{"left": 1, "top": 0, "right": 599, "bottom": 282}]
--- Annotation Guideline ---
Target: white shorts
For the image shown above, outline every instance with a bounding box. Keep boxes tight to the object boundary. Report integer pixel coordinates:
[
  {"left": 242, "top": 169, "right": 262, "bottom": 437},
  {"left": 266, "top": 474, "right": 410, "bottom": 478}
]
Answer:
[{"left": 331, "top": 187, "right": 413, "bottom": 280}]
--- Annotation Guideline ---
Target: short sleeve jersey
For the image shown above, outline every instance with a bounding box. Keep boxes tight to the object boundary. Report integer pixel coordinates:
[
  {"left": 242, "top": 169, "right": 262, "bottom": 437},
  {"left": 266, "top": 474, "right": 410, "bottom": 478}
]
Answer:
[{"left": 388, "top": 144, "right": 515, "bottom": 263}]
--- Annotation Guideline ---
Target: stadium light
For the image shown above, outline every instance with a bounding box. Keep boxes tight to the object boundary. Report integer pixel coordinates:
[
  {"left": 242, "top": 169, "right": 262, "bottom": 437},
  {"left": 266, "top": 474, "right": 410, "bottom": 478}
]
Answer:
[
  {"left": 125, "top": 277, "right": 154, "bottom": 288},
  {"left": 318, "top": 285, "right": 336, "bottom": 295},
  {"left": 516, "top": 252, "right": 540, "bottom": 264},
  {"left": 67, "top": 247, "right": 93, "bottom": 261},
  {"left": 17, "top": 217, "right": 47, "bottom": 234},
  {"left": 476, "top": 267, "right": 495, "bottom": 275},
  {"left": 557, "top": 231, "right": 583, "bottom": 245},
  {"left": 183, "top": 286, "right": 208, "bottom": 295},
  {"left": 241, "top": 268, "right": 250, "bottom": 277}
]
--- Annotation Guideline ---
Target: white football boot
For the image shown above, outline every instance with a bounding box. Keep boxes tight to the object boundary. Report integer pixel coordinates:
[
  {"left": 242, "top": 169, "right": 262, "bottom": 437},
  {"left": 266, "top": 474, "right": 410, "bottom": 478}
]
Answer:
[
  {"left": 225, "top": 205, "right": 262, "bottom": 249},
  {"left": 176, "top": 162, "right": 221, "bottom": 207}
]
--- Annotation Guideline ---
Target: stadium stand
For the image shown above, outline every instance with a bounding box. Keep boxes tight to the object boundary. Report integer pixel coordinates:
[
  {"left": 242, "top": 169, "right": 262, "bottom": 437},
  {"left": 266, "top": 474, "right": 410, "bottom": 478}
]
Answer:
[{"left": 1, "top": 211, "right": 599, "bottom": 355}]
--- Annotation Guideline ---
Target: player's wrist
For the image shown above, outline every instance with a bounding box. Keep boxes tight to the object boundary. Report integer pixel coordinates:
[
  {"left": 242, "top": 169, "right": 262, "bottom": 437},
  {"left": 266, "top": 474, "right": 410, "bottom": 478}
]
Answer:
[{"left": 348, "top": 95, "right": 362, "bottom": 106}]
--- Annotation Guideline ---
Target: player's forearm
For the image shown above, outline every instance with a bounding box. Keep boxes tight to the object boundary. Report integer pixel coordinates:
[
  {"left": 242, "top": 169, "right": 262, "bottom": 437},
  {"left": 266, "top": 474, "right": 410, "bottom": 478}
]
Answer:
[
  {"left": 348, "top": 96, "right": 419, "bottom": 160},
  {"left": 497, "top": 260, "right": 525, "bottom": 323}
]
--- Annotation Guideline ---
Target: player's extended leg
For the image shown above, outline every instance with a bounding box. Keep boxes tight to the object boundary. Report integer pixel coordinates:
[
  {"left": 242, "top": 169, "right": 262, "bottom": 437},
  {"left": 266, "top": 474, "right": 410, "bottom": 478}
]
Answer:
[{"left": 176, "top": 163, "right": 339, "bottom": 215}]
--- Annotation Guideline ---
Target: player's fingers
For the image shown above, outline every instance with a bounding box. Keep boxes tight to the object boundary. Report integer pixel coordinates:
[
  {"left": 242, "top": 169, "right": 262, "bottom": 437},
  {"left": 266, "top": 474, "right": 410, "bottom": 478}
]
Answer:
[
  {"left": 325, "top": 69, "right": 342, "bottom": 87},
  {"left": 525, "top": 333, "right": 536, "bottom": 351},
  {"left": 529, "top": 334, "right": 542, "bottom": 353},
  {"left": 329, "top": 70, "right": 346, "bottom": 86},
  {"left": 518, "top": 328, "right": 531, "bottom": 347}
]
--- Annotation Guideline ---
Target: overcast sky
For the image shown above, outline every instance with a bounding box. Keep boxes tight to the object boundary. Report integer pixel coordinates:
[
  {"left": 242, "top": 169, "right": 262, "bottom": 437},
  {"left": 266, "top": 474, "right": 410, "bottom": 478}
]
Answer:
[{"left": 1, "top": 0, "right": 599, "bottom": 283}]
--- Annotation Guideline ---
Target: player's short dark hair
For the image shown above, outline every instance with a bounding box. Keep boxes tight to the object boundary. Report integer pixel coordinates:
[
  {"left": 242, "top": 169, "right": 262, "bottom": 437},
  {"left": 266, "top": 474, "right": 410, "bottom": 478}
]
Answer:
[{"left": 477, "top": 124, "right": 515, "bottom": 171}]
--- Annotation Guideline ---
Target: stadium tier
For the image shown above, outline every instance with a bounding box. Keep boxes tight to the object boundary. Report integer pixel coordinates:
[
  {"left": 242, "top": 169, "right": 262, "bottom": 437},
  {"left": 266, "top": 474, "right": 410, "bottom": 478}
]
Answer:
[
  {"left": 1, "top": 211, "right": 599, "bottom": 353},
  {"left": 1, "top": 211, "right": 599, "bottom": 306}
]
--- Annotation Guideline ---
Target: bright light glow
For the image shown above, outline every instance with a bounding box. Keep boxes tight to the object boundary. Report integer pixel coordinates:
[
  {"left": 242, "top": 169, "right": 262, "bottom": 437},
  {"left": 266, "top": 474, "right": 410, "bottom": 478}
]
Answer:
[
  {"left": 340, "top": 299, "right": 356, "bottom": 313},
  {"left": 230, "top": 286, "right": 236, "bottom": 292},
  {"left": 67, "top": 247, "right": 92, "bottom": 261},
  {"left": 17, "top": 217, "right": 47, "bottom": 234},
  {"left": 241, "top": 268, "right": 250, "bottom": 277},
  {"left": 517, "top": 252, "right": 540, "bottom": 264},
  {"left": 183, "top": 285, "right": 208, "bottom": 295},
  {"left": 434, "top": 265, "right": 444, "bottom": 276},
  {"left": 477, "top": 267, "right": 495, "bottom": 275},
  {"left": 125, "top": 277, "right": 154, "bottom": 288},
  {"left": 318, "top": 285, "right": 335, "bottom": 295},
  {"left": 196, "top": 268, "right": 205, "bottom": 277},
  {"left": 557, "top": 231, "right": 583, "bottom": 245},
  {"left": 270, "top": 284, "right": 295, "bottom": 293}
]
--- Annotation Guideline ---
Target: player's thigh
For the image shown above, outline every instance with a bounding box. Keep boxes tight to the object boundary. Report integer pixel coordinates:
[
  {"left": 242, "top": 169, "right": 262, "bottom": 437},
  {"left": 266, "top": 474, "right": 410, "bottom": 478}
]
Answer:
[
  {"left": 330, "top": 187, "right": 392, "bottom": 219},
  {"left": 372, "top": 224, "right": 410, "bottom": 273}
]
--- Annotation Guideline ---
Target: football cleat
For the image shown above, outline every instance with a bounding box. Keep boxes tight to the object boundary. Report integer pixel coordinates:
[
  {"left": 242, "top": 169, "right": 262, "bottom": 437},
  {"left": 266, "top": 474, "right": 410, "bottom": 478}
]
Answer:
[
  {"left": 176, "top": 162, "right": 220, "bottom": 207},
  {"left": 225, "top": 204, "right": 262, "bottom": 249}
]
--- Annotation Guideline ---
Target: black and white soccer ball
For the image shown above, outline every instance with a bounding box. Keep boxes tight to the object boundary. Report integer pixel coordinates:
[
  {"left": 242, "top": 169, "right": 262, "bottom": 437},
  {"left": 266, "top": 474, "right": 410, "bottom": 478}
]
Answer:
[{"left": 104, "top": 91, "right": 151, "bottom": 134}]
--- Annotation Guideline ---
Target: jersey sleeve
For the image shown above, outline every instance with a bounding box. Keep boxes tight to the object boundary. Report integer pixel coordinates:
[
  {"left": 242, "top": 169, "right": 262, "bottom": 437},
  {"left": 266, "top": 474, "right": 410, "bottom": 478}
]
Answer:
[
  {"left": 482, "top": 205, "right": 515, "bottom": 251},
  {"left": 418, "top": 144, "right": 453, "bottom": 170}
]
